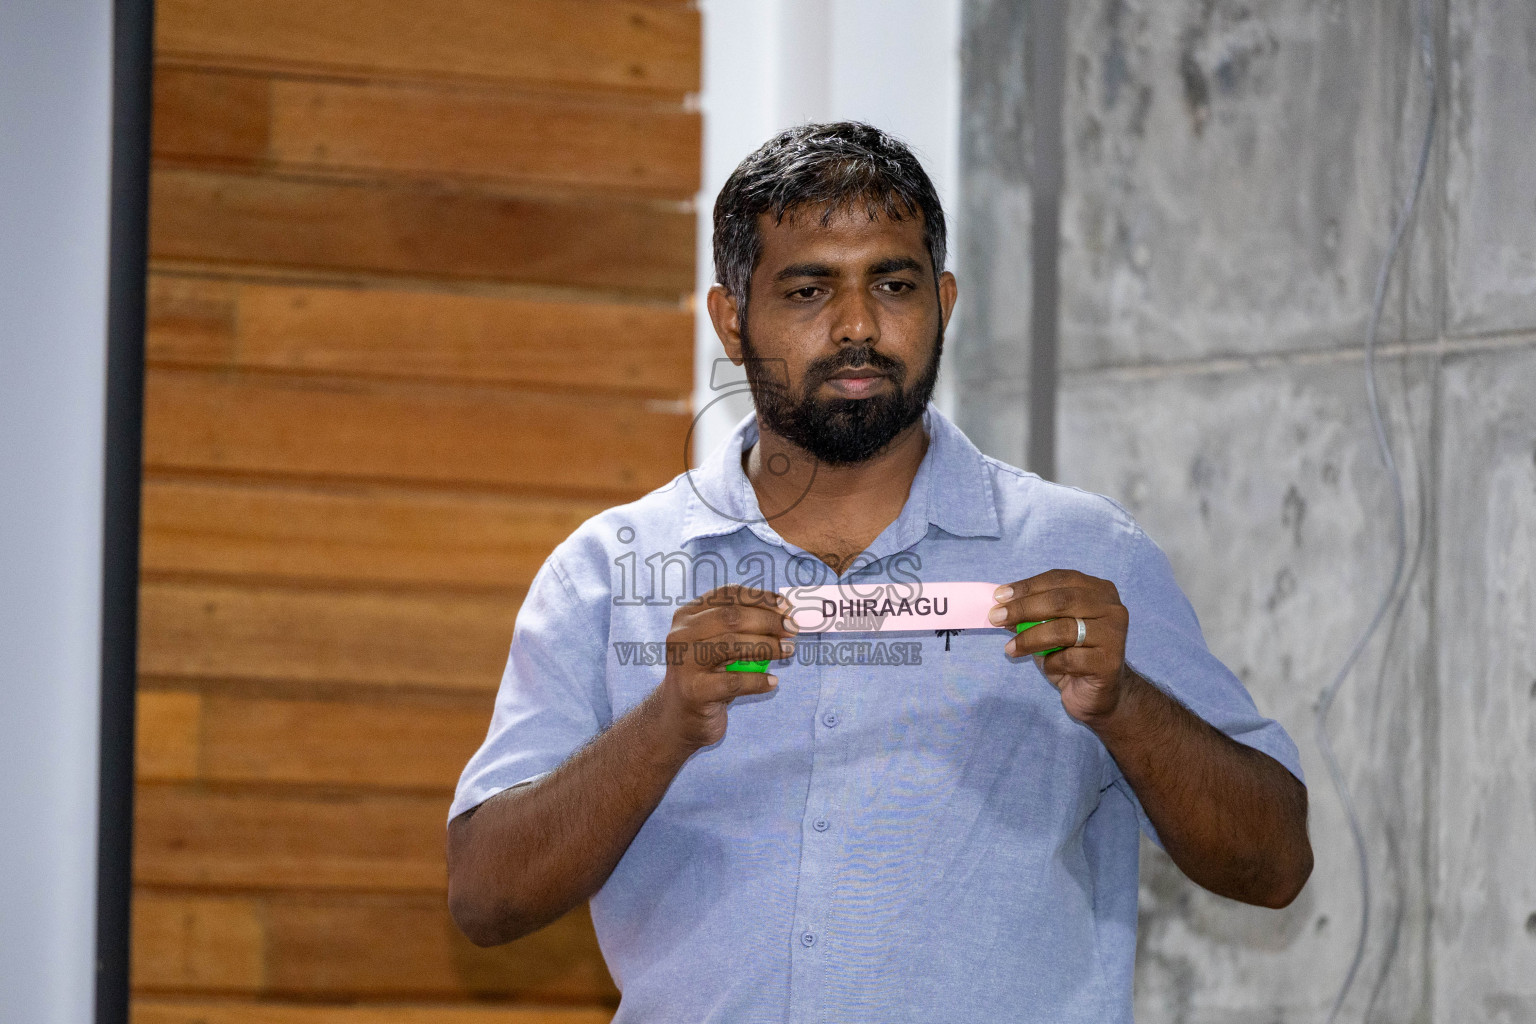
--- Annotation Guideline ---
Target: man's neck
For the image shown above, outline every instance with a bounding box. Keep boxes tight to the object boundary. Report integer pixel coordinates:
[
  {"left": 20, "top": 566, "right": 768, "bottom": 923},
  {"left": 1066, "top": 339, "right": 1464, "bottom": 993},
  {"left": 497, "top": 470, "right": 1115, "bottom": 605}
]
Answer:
[{"left": 744, "top": 417, "right": 929, "bottom": 575}]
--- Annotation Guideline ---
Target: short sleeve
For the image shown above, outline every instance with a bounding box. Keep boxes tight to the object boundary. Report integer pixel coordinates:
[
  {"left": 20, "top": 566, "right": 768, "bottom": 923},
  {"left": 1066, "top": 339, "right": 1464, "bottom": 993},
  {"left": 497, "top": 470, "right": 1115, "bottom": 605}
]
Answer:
[
  {"left": 1104, "top": 524, "right": 1305, "bottom": 847},
  {"left": 449, "top": 552, "right": 612, "bottom": 821}
]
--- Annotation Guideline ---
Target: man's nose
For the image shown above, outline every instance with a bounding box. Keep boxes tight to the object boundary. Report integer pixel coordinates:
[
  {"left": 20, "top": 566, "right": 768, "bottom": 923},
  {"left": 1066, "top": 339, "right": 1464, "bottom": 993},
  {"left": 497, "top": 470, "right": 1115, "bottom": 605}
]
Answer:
[{"left": 830, "top": 289, "right": 878, "bottom": 347}]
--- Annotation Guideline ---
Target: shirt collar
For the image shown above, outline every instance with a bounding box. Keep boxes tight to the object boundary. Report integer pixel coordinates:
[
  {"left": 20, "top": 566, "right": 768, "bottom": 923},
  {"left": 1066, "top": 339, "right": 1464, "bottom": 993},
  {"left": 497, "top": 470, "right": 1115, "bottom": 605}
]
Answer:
[{"left": 679, "top": 404, "right": 1002, "bottom": 550}]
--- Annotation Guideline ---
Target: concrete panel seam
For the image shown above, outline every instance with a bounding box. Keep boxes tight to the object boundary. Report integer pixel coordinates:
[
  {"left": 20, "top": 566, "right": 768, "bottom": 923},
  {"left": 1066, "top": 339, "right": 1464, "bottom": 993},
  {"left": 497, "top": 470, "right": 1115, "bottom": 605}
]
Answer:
[{"left": 1061, "top": 332, "right": 1536, "bottom": 384}]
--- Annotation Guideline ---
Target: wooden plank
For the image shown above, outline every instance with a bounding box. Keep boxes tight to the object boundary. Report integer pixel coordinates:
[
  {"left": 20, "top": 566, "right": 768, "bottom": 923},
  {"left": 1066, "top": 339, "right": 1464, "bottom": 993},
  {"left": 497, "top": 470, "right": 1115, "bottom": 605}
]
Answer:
[
  {"left": 133, "top": 894, "right": 264, "bottom": 993},
  {"left": 145, "top": 275, "right": 693, "bottom": 396},
  {"left": 143, "top": 367, "right": 687, "bottom": 495},
  {"left": 146, "top": 275, "right": 239, "bottom": 366},
  {"left": 263, "top": 897, "right": 617, "bottom": 1001},
  {"left": 153, "top": 66, "right": 270, "bottom": 165},
  {"left": 138, "top": 690, "right": 203, "bottom": 781},
  {"left": 197, "top": 692, "right": 487, "bottom": 789},
  {"left": 138, "top": 580, "right": 517, "bottom": 690},
  {"left": 135, "top": 785, "right": 448, "bottom": 891},
  {"left": 133, "top": 1001, "right": 613, "bottom": 1024},
  {"left": 269, "top": 77, "right": 699, "bottom": 197},
  {"left": 132, "top": 893, "right": 618, "bottom": 1002},
  {"left": 135, "top": 691, "right": 489, "bottom": 789},
  {"left": 156, "top": 0, "right": 699, "bottom": 96},
  {"left": 149, "top": 168, "right": 694, "bottom": 295},
  {"left": 153, "top": 67, "right": 700, "bottom": 198},
  {"left": 141, "top": 478, "right": 603, "bottom": 589}
]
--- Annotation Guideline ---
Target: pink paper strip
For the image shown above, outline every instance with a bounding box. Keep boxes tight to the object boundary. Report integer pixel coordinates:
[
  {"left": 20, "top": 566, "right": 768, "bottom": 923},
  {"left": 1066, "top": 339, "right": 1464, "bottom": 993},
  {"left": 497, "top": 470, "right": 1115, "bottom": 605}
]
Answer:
[{"left": 782, "top": 581, "right": 1003, "bottom": 633}]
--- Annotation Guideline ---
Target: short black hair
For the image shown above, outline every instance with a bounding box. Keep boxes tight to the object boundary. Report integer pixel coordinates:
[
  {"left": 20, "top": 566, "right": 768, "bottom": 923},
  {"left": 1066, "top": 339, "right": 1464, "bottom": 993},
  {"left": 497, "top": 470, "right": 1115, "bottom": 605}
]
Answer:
[{"left": 712, "top": 121, "right": 947, "bottom": 310}]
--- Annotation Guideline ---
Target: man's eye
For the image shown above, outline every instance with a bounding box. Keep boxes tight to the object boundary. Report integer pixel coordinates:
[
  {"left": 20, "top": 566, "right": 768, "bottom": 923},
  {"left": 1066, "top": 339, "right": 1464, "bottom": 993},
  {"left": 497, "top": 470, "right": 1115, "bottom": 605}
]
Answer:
[
  {"left": 789, "top": 286, "right": 822, "bottom": 299},
  {"left": 878, "top": 280, "right": 914, "bottom": 293}
]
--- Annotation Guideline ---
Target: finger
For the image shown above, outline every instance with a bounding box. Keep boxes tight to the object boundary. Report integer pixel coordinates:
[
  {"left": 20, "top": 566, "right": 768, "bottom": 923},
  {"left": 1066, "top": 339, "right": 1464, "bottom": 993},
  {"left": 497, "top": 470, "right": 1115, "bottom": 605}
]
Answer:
[
  {"left": 694, "top": 584, "right": 789, "bottom": 610},
  {"left": 1033, "top": 643, "right": 1121, "bottom": 680},
  {"left": 698, "top": 666, "right": 779, "bottom": 700},
  {"left": 988, "top": 586, "right": 1107, "bottom": 629},
  {"left": 689, "top": 603, "right": 798, "bottom": 643},
  {"left": 1006, "top": 617, "right": 1082, "bottom": 656},
  {"left": 680, "top": 586, "right": 788, "bottom": 626},
  {"left": 1032, "top": 647, "right": 1105, "bottom": 681},
  {"left": 1000, "top": 569, "right": 1098, "bottom": 600},
  {"left": 693, "top": 631, "right": 796, "bottom": 669},
  {"left": 998, "top": 570, "right": 1116, "bottom": 603},
  {"left": 991, "top": 578, "right": 1031, "bottom": 603}
]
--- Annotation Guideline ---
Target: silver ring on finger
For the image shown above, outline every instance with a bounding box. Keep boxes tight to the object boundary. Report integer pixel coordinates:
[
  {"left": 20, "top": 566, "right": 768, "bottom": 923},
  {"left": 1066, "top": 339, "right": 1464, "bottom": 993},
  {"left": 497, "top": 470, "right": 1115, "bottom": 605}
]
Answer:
[{"left": 1073, "top": 617, "right": 1087, "bottom": 647}]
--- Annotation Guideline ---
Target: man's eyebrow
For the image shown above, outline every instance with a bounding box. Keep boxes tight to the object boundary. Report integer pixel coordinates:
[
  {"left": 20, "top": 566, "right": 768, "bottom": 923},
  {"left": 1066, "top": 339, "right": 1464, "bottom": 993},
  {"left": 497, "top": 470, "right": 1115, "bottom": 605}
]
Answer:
[
  {"left": 868, "top": 256, "right": 924, "bottom": 275},
  {"left": 774, "top": 262, "right": 837, "bottom": 282}
]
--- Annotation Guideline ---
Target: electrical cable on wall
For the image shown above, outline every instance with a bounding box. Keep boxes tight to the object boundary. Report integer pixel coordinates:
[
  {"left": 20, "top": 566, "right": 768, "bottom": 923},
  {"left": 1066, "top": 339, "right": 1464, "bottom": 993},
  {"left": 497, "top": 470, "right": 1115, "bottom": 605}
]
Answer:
[{"left": 1314, "top": 0, "right": 1437, "bottom": 1020}]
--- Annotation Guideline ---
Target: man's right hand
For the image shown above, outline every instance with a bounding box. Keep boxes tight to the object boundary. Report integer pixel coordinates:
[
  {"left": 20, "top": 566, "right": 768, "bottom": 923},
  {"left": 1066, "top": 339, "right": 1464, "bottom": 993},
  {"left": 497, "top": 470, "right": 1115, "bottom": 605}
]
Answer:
[
  {"left": 448, "top": 584, "right": 798, "bottom": 946},
  {"left": 657, "top": 585, "right": 798, "bottom": 751}
]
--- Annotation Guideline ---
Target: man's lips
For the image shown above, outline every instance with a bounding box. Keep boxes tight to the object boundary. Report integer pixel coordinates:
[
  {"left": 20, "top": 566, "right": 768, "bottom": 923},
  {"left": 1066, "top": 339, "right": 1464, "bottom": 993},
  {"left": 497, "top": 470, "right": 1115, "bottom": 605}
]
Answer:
[{"left": 823, "top": 368, "right": 889, "bottom": 397}]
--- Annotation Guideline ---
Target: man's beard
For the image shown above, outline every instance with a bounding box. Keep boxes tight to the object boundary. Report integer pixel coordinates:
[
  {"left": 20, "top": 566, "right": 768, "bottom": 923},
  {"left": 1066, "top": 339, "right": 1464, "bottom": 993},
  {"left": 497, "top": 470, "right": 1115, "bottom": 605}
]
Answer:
[{"left": 740, "top": 321, "right": 943, "bottom": 466}]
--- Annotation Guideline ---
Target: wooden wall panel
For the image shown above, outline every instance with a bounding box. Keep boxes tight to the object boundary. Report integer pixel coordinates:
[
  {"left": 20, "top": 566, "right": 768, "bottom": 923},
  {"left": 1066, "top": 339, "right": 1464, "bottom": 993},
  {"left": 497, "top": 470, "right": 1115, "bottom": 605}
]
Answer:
[
  {"left": 133, "top": 895, "right": 266, "bottom": 993},
  {"left": 150, "top": 169, "right": 694, "bottom": 294},
  {"left": 265, "top": 899, "right": 617, "bottom": 1001},
  {"left": 156, "top": 0, "right": 699, "bottom": 96},
  {"left": 153, "top": 68, "right": 701, "bottom": 198},
  {"left": 143, "top": 368, "right": 687, "bottom": 495},
  {"left": 137, "top": 690, "right": 203, "bottom": 782},
  {"left": 266, "top": 79, "right": 700, "bottom": 196},
  {"left": 138, "top": 581, "right": 517, "bottom": 691},
  {"left": 137, "top": 691, "right": 489, "bottom": 790},
  {"left": 135, "top": 786, "right": 448, "bottom": 891},
  {"left": 141, "top": 478, "right": 606, "bottom": 590},
  {"left": 151, "top": 68, "right": 269, "bottom": 165},
  {"left": 139, "top": 0, "right": 698, "bottom": 1016},
  {"left": 146, "top": 276, "right": 692, "bottom": 396},
  {"left": 134, "top": 894, "right": 618, "bottom": 1003}
]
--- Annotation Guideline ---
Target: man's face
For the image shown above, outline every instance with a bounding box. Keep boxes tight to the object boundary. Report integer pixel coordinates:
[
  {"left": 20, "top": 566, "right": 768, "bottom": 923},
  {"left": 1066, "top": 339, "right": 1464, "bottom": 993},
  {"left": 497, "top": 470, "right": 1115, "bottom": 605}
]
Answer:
[{"left": 713, "top": 205, "right": 958, "bottom": 466}]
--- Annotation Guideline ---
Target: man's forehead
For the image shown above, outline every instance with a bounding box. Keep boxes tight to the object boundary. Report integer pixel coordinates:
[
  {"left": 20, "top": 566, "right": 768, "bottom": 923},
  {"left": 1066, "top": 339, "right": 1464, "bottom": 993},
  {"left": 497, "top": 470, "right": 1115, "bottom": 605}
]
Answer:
[{"left": 754, "top": 204, "right": 928, "bottom": 267}]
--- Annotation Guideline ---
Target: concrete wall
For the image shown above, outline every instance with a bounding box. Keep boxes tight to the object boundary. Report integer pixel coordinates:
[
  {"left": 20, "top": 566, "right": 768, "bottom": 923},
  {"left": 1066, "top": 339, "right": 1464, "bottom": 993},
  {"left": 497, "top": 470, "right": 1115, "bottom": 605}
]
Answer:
[
  {"left": 957, "top": 1, "right": 1536, "bottom": 1020},
  {"left": 952, "top": 0, "right": 1036, "bottom": 466}
]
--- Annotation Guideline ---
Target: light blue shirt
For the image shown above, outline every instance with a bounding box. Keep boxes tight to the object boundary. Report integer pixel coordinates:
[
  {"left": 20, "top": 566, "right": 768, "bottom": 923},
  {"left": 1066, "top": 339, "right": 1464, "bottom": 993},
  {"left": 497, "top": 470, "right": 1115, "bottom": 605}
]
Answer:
[{"left": 453, "top": 406, "right": 1303, "bottom": 1023}]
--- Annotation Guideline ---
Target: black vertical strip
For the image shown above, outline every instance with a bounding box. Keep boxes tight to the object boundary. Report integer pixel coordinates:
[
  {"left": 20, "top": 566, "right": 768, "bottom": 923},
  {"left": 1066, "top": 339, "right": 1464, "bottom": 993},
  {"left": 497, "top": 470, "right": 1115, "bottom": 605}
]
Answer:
[
  {"left": 97, "top": 0, "right": 153, "bottom": 1020},
  {"left": 1027, "top": 0, "right": 1066, "bottom": 479}
]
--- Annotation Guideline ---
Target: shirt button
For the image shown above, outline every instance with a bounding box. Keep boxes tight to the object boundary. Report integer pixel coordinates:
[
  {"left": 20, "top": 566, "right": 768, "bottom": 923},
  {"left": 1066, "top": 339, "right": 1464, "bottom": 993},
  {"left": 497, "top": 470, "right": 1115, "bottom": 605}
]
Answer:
[
  {"left": 812, "top": 817, "right": 830, "bottom": 832},
  {"left": 821, "top": 710, "right": 839, "bottom": 727},
  {"left": 801, "top": 931, "right": 816, "bottom": 947}
]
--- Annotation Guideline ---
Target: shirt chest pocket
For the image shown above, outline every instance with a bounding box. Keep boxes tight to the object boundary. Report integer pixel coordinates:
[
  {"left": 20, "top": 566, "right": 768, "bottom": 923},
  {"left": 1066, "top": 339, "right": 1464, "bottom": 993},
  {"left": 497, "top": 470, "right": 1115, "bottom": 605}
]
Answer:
[{"left": 922, "top": 628, "right": 1108, "bottom": 829}]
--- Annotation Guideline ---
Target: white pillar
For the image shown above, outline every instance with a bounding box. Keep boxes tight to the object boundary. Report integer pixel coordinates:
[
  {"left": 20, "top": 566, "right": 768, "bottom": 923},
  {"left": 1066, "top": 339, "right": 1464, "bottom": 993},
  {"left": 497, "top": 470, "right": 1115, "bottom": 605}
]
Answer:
[
  {"left": 693, "top": 0, "right": 963, "bottom": 462},
  {"left": 0, "top": 2, "right": 114, "bottom": 1020}
]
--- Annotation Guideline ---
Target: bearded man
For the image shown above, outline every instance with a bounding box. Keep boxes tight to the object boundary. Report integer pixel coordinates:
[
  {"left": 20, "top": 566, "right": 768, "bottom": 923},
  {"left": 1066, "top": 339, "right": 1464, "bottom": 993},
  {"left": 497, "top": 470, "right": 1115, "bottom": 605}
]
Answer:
[{"left": 446, "top": 122, "right": 1312, "bottom": 1022}]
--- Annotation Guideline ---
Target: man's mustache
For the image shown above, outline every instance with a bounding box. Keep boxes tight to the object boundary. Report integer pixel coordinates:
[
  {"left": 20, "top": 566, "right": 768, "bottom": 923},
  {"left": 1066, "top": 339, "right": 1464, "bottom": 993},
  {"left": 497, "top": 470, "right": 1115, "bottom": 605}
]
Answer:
[{"left": 801, "top": 345, "right": 907, "bottom": 390}]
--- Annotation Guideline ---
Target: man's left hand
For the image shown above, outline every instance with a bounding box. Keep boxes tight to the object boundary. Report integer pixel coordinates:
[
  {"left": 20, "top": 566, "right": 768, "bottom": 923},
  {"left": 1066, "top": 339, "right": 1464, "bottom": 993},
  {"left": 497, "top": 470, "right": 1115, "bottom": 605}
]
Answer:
[{"left": 989, "top": 569, "right": 1132, "bottom": 727}]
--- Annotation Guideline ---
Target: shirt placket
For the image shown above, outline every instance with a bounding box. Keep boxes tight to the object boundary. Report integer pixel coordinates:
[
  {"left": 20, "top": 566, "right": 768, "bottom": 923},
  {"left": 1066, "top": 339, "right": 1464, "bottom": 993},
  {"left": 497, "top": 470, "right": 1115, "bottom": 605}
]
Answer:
[{"left": 785, "top": 627, "right": 853, "bottom": 1023}]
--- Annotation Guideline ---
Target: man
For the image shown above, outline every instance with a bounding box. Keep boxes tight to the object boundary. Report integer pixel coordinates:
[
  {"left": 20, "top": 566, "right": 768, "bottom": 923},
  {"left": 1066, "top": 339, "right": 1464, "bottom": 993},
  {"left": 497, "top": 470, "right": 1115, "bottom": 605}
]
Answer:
[{"left": 447, "top": 122, "right": 1312, "bottom": 1021}]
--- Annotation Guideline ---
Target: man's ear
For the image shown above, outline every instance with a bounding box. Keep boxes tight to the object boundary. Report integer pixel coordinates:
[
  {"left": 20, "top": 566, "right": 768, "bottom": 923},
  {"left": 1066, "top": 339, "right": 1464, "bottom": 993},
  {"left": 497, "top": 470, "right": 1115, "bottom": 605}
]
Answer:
[
  {"left": 938, "top": 270, "right": 958, "bottom": 332},
  {"left": 706, "top": 284, "right": 744, "bottom": 365}
]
